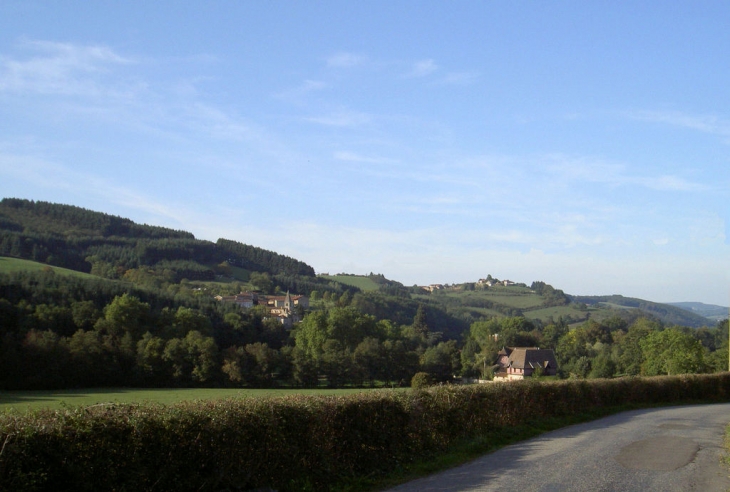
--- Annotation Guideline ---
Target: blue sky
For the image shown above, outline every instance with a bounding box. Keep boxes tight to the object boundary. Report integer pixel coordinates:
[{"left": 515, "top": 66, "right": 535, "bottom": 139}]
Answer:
[{"left": 1, "top": 1, "right": 729, "bottom": 306}]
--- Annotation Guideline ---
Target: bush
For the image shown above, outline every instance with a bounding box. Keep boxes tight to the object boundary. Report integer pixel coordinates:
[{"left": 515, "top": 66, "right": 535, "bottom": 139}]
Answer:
[
  {"left": 2, "top": 373, "right": 730, "bottom": 491},
  {"left": 411, "top": 372, "right": 432, "bottom": 389}
]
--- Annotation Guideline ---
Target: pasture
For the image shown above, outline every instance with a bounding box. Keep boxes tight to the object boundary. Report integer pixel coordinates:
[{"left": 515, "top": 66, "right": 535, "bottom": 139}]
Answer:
[
  {"left": 0, "top": 387, "right": 401, "bottom": 413},
  {"left": 318, "top": 274, "right": 382, "bottom": 291},
  {"left": 0, "top": 256, "right": 95, "bottom": 279}
]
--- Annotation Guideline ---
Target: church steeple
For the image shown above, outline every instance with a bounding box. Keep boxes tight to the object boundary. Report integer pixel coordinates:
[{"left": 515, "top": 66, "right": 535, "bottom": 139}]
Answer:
[{"left": 284, "top": 290, "right": 292, "bottom": 312}]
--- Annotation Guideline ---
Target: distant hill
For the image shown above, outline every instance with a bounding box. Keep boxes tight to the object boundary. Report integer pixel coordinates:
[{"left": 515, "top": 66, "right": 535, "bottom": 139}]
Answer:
[
  {"left": 669, "top": 302, "right": 729, "bottom": 323},
  {"left": 569, "top": 294, "right": 714, "bottom": 328},
  {"left": 0, "top": 198, "right": 315, "bottom": 282}
]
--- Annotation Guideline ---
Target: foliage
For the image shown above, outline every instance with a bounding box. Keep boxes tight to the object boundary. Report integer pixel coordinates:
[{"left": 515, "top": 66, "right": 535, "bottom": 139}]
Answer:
[
  {"left": 411, "top": 372, "right": 432, "bottom": 389},
  {"left": 569, "top": 294, "right": 712, "bottom": 328},
  {"left": 1, "top": 374, "right": 729, "bottom": 491},
  {"left": 0, "top": 198, "right": 316, "bottom": 284}
]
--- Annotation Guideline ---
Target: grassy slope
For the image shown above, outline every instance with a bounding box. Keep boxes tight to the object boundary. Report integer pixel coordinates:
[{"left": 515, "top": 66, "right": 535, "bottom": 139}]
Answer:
[
  {"left": 0, "top": 387, "right": 406, "bottom": 413},
  {"left": 319, "top": 274, "right": 381, "bottom": 291},
  {"left": 0, "top": 256, "right": 96, "bottom": 279},
  {"left": 414, "top": 285, "right": 589, "bottom": 324}
]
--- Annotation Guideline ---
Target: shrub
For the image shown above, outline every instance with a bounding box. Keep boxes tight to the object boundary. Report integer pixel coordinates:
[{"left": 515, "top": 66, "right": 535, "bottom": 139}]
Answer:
[
  {"left": 411, "top": 371, "right": 432, "bottom": 389},
  {"left": 1, "top": 373, "right": 729, "bottom": 491}
]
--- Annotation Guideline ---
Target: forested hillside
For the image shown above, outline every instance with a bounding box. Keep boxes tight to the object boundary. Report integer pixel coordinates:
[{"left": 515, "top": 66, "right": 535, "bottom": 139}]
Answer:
[
  {"left": 0, "top": 198, "right": 315, "bottom": 281},
  {"left": 0, "top": 198, "right": 727, "bottom": 392},
  {"left": 570, "top": 294, "right": 711, "bottom": 328}
]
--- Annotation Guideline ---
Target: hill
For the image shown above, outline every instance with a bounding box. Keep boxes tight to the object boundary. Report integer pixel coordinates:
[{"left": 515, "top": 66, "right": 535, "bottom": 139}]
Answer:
[
  {"left": 0, "top": 198, "right": 326, "bottom": 292},
  {"left": 669, "top": 302, "right": 729, "bottom": 323},
  {"left": 2, "top": 198, "right": 720, "bottom": 331},
  {"left": 569, "top": 294, "right": 713, "bottom": 328}
]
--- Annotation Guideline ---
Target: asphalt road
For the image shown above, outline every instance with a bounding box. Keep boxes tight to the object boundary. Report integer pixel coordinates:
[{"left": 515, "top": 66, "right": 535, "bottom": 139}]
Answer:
[{"left": 385, "top": 403, "right": 730, "bottom": 492}]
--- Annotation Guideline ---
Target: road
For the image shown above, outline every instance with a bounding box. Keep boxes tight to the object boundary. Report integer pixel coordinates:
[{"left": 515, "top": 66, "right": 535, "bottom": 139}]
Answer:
[{"left": 385, "top": 403, "right": 730, "bottom": 492}]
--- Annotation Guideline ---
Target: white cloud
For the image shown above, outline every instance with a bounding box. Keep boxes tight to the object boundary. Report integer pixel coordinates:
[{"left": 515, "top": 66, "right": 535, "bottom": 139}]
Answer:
[
  {"left": 434, "top": 71, "right": 478, "bottom": 85},
  {"left": 305, "top": 110, "right": 372, "bottom": 127},
  {"left": 326, "top": 52, "right": 366, "bottom": 68},
  {"left": 627, "top": 109, "right": 730, "bottom": 140},
  {"left": 543, "top": 154, "right": 707, "bottom": 192},
  {"left": 0, "top": 39, "right": 134, "bottom": 96},
  {"left": 0, "top": 150, "right": 193, "bottom": 227},
  {"left": 408, "top": 59, "right": 438, "bottom": 77},
  {"left": 275, "top": 79, "right": 328, "bottom": 101},
  {"left": 333, "top": 151, "right": 398, "bottom": 164}
]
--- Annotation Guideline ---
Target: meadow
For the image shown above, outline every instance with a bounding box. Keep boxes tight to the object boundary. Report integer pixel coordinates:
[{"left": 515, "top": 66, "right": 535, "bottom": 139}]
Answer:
[
  {"left": 318, "top": 274, "right": 382, "bottom": 291},
  {"left": 0, "top": 256, "right": 95, "bottom": 279},
  {"left": 0, "top": 387, "right": 398, "bottom": 413}
]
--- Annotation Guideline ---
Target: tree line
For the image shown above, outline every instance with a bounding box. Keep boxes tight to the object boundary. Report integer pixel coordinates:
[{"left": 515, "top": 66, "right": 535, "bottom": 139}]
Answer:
[
  {"left": 0, "top": 270, "right": 462, "bottom": 389},
  {"left": 0, "top": 198, "right": 315, "bottom": 283}
]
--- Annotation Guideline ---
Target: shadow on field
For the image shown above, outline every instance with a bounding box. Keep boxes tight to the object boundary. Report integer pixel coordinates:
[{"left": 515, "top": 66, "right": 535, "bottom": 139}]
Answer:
[{"left": 0, "top": 388, "right": 168, "bottom": 407}]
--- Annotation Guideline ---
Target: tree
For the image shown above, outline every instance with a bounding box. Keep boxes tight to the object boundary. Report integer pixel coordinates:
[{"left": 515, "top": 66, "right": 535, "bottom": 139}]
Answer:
[
  {"left": 169, "top": 307, "right": 212, "bottom": 338},
  {"left": 321, "top": 339, "right": 353, "bottom": 387},
  {"left": 250, "top": 272, "right": 274, "bottom": 294},
  {"left": 420, "top": 340, "right": 460, "bottom": 383},
  {"left": 163, "top": 331, "right": 219, "bottom": 385},
  {"left": 244, "top": 342, "right": 280, "bottom": 387},
  {"left": 102, "top": 293, "right": 150, "bottom": 340},
  {"left": 353, "top": 337, "right": 385, "bottom": 386},
  {"left": 71, "top": 300, "right": 101, "bottom": 331},
  {"left": 294, "top": 311, "right": 328, "bottom": 360},
  {"left": 412, "top": 304, "right": 429, "bottom": 337},
  {"left": 640, "top": 328, "right": 707, "bottom": 376},
  {"left": 136, "top": 332, "right": 168, "bottom": 386}
]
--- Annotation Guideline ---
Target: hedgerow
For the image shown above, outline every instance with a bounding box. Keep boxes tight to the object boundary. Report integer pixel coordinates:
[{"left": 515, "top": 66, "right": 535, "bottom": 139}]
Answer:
[{"left": 1, "top": 373, "right": 729, "bottom": 491}]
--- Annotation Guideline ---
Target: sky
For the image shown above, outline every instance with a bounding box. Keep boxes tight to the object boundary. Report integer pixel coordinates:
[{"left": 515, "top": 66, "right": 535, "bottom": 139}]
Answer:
[{"left": 0, "top": 1, "right": 729, "bottom": 306}]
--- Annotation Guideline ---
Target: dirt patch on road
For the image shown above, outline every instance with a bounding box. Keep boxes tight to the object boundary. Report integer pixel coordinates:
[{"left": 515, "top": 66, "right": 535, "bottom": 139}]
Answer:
[{"left": 615, "top": 436, "right": 699, "bottom": 471}]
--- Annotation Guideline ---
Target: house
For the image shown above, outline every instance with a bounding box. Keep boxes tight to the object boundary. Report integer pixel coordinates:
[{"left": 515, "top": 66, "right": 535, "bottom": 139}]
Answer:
[
  {"left": 493, "top": 347, "right": 558, "bottom": 381},
  {"left": 422, "top": 284, "right": 444, "bottom": 292},
  {"left": 216, "top": 291, "right": 309, "bottom": 328},
  {"left": 214, "top": 293, "right": 257, "bottom": 308}
]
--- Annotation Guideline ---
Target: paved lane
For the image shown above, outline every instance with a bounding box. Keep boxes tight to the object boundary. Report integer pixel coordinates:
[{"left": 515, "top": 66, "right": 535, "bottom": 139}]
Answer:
[{"left": 385, "top": 403, "right": 730, "bottom": 492}]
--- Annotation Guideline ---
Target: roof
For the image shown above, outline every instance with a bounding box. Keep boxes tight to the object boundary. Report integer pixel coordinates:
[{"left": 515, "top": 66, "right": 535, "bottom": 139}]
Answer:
[{"left": 507, "top": 347, "right": 558, "bottom": 370}]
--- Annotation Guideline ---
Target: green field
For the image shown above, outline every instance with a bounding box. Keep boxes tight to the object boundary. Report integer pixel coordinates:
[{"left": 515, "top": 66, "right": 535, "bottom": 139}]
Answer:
[
  {"left": 0, "top": 256, "right": 96, "bottom": 279},
  {"left": 0, "top": 387, "right": 405, "bottom": 413},
  {"left": 319, "top": 274, "right": 381, "bottom": 291}
]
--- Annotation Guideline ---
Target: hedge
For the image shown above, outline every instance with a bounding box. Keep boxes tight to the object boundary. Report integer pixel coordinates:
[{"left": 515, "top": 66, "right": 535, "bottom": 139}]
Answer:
[{"left": 2, "top": 373, "right": 729, "bottom": 491}]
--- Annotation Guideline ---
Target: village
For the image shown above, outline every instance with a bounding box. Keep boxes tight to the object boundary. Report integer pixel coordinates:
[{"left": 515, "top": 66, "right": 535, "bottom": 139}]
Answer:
[{"left": 214, "top": 291, "right": 309, "bottom": 328}]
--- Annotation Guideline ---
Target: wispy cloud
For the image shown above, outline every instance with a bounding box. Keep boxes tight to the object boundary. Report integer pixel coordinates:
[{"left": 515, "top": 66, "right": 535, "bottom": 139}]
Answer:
[
  {"left": 333, "top": 151, "right": 398, "bottom": 164},
  {"left": 305, "top": 110, "right": 372, "bottom": 127},
  {"left": 0, "top": 39, "right": 134, "bottom": 96},
  {"left": 434, "top": 71, "right": 478, "bottom": 86},
  {"left": 326, "top": 52, "right": 366, "bottom": 68},
  {"left": 543, "top": 154, "right": 707, "bottom": 192},
  {"left": 275, "top": 79, "right": 328, "bottom": 101},
  {"left": 627, "top": 109, "right": 730, "bottom": 140},
  {"left": 408, "top": 59, "right": 438, "bottom": 77},
  {"left": 0, "top": 150, "right": 192, "bottom": 226}
]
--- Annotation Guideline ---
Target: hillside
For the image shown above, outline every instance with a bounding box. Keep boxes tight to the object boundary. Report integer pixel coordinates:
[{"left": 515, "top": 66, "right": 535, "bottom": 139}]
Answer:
[
  {"left": 0, "top": 199, "right": 727, "bottom": 391},
  {"left": 569, "top": 294, "right": 713, "bottom": 328},
  {"left": 669, "top": 302, "right": 729, "bottom": 323},
  {"left": 0, "top": 198, "right": 317, "bottom": 286}
]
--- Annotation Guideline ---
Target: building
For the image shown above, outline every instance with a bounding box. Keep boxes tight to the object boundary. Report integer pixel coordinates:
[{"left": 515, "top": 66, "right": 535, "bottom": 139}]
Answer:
[
  {"left": 493, "top": 347, "right": 558, "bottom": 381},
  {"left": 215, "top": 291, "right": 309, "bottom": 328}
]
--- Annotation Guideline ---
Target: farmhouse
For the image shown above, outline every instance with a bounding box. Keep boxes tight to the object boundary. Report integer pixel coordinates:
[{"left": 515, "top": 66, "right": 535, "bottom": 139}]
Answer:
[{"left": 493, "top": 347, "right": 558, "bottom": 381}]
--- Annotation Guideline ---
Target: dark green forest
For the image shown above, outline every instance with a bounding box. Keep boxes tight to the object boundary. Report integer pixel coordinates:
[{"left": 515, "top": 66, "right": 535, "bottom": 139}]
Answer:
[{"left": 0, "top": 198, "right": 727, "bottom": 391}]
